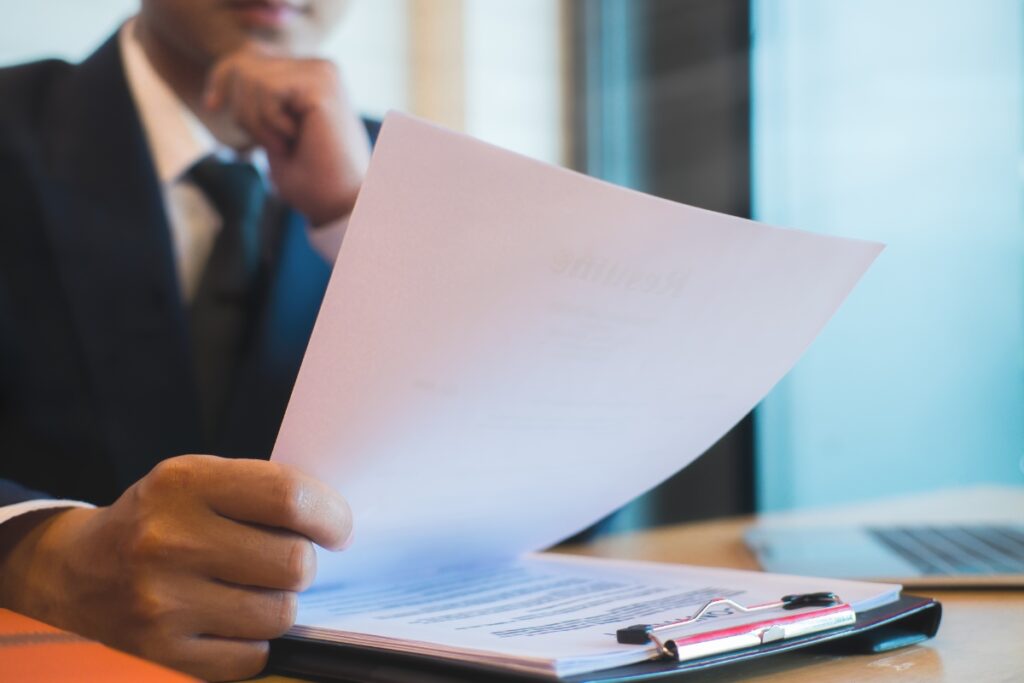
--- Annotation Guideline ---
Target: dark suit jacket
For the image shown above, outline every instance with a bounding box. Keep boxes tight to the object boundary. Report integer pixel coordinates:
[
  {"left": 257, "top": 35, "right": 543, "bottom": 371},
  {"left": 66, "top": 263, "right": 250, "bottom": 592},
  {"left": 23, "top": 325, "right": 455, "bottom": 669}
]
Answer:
[{"left": 0, "top": 35, "right": 374, "bottom": 506}]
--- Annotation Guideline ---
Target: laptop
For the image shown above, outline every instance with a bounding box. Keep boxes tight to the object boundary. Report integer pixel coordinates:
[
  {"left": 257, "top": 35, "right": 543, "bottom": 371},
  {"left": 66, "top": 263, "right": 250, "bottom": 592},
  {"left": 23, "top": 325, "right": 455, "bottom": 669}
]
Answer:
[{"left": 744, "top": 486, "right": 1024, "bottom": 587}]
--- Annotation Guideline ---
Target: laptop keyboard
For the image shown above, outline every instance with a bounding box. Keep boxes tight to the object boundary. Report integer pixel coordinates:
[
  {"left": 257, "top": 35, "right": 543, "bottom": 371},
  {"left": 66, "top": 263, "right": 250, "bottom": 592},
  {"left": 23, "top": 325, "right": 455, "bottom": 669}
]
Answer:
[{"left": 867, "top": 525, "right": 1024, "bottom": 576}]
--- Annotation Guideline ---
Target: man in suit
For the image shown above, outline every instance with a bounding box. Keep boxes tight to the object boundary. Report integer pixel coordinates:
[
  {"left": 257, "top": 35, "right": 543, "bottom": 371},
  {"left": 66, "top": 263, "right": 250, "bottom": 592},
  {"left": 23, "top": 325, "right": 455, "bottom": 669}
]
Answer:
[{"left": 0, "top": 1, "right": 370, "bottom": 678}]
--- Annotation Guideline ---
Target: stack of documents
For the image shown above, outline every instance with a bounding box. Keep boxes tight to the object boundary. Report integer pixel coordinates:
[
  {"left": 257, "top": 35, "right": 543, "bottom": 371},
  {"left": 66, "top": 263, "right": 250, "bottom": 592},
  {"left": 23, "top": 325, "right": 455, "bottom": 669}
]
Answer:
[
  {"left": 289, "top": 555, "right": 899, "bottom": 678},
  {"left": 272, "top": 113, "right": 893, "bottom": 678}
]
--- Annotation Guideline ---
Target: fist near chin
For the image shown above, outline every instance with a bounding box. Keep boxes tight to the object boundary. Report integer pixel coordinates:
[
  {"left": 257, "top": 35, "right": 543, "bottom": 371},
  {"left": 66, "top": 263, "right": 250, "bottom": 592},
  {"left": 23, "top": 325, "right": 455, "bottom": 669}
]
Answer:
[
  {"left": 0, "top": 455, "right": 353, "bottom": 682},
  {"left": 203, "top": 48, "right": 372, "bottom": 228}
]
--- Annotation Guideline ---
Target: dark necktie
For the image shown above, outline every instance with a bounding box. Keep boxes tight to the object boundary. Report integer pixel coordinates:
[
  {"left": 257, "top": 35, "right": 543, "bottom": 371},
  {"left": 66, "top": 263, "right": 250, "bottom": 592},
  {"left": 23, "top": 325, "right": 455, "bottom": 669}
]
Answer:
[{"left": 188, "top": 156, "right": 266, "bottom": 445}]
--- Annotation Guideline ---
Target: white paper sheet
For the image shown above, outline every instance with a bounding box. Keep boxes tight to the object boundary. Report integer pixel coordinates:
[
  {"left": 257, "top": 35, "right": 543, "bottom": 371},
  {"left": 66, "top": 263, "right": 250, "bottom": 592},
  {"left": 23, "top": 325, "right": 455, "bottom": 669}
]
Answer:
[{"left": 272, "top": 112, "right": 883, "bottom": 586}]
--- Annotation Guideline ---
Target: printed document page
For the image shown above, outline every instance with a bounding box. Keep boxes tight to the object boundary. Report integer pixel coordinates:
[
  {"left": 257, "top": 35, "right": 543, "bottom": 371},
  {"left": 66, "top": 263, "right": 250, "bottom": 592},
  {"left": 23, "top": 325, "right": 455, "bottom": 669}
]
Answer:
[
  {"left": 273, "top": 112, "right": 884, "bottom": 586},
  {"left": 292, "top": 555, "right": 900, "bottom": 677}
]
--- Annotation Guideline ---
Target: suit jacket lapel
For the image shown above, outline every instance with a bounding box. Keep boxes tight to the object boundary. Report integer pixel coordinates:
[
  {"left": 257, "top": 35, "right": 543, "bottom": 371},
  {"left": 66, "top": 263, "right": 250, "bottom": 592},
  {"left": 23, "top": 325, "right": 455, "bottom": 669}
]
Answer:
[{"left": 39, "top": 35, "right": 202, "bottom": 488}]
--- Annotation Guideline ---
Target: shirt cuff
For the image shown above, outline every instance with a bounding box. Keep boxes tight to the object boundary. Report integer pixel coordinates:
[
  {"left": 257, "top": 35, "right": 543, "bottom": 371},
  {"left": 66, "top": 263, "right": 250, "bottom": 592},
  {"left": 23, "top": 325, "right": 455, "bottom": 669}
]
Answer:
[
  {"left": 306, "top": 214, "right": 350, "bottom": 264},
  {"left": 0, "top": 499, "right": 95, "bottom": 527}
]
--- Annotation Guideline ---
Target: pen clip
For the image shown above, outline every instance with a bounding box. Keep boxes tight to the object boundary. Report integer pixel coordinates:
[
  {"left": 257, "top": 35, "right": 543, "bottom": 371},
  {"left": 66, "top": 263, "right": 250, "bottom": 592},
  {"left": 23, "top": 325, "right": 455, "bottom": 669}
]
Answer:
[{"left": 616, "top": 591, "right": 843, "bottom": 648}]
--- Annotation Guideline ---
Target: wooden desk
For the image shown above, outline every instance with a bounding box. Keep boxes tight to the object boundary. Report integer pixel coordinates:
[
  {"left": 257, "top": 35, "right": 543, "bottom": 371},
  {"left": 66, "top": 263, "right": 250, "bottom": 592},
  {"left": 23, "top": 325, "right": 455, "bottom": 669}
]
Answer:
[{"left": 261, "top": 517, "right": 1024, "bottom": 683}]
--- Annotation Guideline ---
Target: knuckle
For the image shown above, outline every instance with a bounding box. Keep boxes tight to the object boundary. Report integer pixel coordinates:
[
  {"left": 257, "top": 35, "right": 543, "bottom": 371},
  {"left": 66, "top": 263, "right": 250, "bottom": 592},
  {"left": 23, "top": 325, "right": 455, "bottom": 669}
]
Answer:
[
  {"left": 228, "top": 55, "right": 269, "bottom": 83},
  {"left": 303, "top": 59, "right": 341, "bottom": 100},
  {"left": 268, "top": 591, "right": 298, "bottom": 635},
  {"left": 283, "top": 539, "right": 316, "bottom": 590},
  {"left": 269, "top": 469, "right": 306, "bottom": 525},
  {"left": 127, "top": 577, "right": 175, "bottom": 627},
  {"left": 148, "top": 455, "right": 199, "bottom": 493},
  {"left": 235, "top": 641, "right": 270, "bottom": 679},
  {"left": 125, "top": 519, "right": 167, "bottom": 563},
  {"left": 194, "top": 641, "right": 269, "bottom": 682}
]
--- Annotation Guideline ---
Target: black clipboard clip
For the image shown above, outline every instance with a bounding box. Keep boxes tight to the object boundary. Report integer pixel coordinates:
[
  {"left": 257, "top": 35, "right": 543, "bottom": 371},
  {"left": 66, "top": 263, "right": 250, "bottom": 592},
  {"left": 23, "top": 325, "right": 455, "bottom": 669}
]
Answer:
[{"left": 616, "top": 592, "right": 855, "bottom": 661}]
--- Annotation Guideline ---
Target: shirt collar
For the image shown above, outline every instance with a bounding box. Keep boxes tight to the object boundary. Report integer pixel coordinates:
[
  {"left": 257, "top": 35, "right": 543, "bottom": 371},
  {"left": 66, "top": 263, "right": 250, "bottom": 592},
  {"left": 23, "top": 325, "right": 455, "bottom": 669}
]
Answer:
[{"left": 119, "top": 18, "right": 268, "bottom": 184}]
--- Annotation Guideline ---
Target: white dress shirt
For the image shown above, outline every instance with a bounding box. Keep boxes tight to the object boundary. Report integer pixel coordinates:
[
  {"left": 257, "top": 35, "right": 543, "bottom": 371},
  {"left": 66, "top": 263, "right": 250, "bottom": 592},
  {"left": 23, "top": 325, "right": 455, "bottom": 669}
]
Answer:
[{"left": 0, "top": 17, "right": 348, "bottom": 526}]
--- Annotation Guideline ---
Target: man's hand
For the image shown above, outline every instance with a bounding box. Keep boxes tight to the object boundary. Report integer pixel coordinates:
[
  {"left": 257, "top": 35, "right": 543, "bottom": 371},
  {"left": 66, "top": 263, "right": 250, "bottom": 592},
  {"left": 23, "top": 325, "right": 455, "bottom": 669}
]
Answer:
[
  {"left": 0, "top": 455, "right": 352, "bottom": 681},
  {"left": 202, "top": 49, "right": 371, "bottom": 227}
]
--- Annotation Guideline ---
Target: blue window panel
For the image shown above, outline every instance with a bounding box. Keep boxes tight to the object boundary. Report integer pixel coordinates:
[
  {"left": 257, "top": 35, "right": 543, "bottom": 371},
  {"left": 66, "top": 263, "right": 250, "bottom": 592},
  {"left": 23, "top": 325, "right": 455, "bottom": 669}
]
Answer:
[{"left": 752, "top": 0, "right": 1024, "bottom": 510}]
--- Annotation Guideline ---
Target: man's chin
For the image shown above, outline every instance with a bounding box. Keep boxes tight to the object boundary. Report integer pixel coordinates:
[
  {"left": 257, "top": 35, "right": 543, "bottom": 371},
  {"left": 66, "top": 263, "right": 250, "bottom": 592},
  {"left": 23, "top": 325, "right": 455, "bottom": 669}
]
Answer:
[
  {"left": 222, "top": 0, "right": 311, "bottom": 44},
  {"left": 213, "top": 24, "right": 319, "bottom": 59}
]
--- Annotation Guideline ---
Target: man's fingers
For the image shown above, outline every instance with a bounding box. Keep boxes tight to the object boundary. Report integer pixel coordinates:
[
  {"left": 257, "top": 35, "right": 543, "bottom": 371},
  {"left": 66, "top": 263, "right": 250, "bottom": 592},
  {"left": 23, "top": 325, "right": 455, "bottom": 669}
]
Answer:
[
  {"left": 180, "top": 635, "right": 270, "bottom": 682},
  {"left": 178, "top": 457, "right": 353, "bottom": 550},
  {"left": 202, "top": 58, "right": 234, "bottom": 111},
  {"left": 196, "top": 516, "right": 318, "bottom": 591},
  {"left": 204, "top": 60, "right": 294, "bottom": 154},
  {"left": 257, "top": 85, "right": 299, "bottom": 140},
  {"left": 222, "top": 71, "right": 272, "bottom": 149},
  {"left": 186, "top": 579, "right": 299, "bottom": 641},
  {"left": 253, "top": 91, "right": 296, "bottom": 156},
  {"left": 203, "top": 49, "right": 261, "bottom": 110}
]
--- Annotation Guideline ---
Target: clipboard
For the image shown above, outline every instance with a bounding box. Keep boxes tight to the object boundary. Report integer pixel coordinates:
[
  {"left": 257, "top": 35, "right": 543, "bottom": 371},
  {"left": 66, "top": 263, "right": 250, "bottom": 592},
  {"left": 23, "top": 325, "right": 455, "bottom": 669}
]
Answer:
[{"left": 268, "top": 594, "right": 941, "bottom": 682}]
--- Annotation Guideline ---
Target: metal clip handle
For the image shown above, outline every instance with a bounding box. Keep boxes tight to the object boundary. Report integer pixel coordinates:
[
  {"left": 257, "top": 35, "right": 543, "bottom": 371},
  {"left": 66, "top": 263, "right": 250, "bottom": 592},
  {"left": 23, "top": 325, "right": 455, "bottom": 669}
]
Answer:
[{"left": 616, "top": 592, "right": 842, "bottom": 646}]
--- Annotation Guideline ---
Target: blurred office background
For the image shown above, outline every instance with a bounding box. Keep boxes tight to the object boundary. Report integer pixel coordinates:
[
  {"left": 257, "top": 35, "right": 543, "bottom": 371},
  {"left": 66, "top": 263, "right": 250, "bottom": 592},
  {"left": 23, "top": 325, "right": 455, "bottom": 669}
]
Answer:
[{"left": 3, "top": 0, "right": 1021, "bottom": 525}]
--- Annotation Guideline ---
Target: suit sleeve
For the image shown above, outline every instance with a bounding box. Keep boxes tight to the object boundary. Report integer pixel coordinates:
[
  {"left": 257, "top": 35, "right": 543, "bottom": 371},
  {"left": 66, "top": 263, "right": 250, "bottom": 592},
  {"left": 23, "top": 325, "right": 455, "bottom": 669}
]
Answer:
[
  {"left": 0, "top": 479, "right": 52, "bottom": 506},
  {"left": 0, "top": 115, "right": 67, "bottom": 510},
  {"left": 0, "top": 295, "right": 46, "bottom": 507},
  {"left": 0, "top": 265, "right": 49, "bottom": 508}
]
